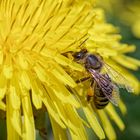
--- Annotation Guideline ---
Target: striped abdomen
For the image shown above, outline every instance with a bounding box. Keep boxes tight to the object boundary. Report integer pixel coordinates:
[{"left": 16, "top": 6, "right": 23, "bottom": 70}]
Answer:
[{"left": 94, "top": 85, "right": 109, "bottom": 109}]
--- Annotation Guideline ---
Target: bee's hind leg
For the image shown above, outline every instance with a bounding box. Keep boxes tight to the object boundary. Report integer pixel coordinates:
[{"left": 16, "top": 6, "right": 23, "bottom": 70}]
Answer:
[
  {"left": 90, "top": 79, "right": 94, "bottom": 86},
  {"left": 87, "top": 79, "right": 95, "bottom": 102}
]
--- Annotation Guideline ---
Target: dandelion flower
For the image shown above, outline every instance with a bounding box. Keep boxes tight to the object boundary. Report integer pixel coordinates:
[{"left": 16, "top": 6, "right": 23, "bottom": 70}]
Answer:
[{"left": 0, "top": 0, "right": 140, "bottom": 140}]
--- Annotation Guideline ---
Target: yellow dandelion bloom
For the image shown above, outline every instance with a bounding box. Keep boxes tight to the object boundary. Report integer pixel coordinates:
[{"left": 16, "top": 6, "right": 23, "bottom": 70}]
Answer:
[{"left": 0, "top": 0, "right": 140, "bottom": 140}]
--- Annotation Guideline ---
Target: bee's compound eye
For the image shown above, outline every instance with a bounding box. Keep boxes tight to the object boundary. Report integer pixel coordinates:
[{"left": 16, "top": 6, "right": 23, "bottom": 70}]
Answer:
[
  {"left": 73, "top": 52, "right": 82, "bottom": 59},
  {"left": 76, "top": 53, "right": 82, "bottom": 59}
]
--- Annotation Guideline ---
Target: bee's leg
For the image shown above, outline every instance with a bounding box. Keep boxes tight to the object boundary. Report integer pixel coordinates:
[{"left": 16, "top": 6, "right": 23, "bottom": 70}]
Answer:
[
  {"left": 87, "top": 79, "right": 95, "bottom": 102},
  {"left": 90, "top": 79, "right": 94, "bottom": 86},
  {"left": 76, "top": 76, "right": 90, "bottom": 83}
]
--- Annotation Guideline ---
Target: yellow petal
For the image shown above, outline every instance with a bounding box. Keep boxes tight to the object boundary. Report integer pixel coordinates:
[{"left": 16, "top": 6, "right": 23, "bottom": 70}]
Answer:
[
  {"left": 51, "top": 64, "right": 76, "bottom": 88},
  {"left": 63, "top": 104, "right": 87, "bottom": 140},
  {"left": 121, "top": 55, "right": 140, "bottom": 67},
  {"left": 119, "top": 99, "right": 127, "bottom": 115},
  {"left": 17, "top": 52, "right": 29, "bottom": 70},
  {"left": 41, "top": 72, "right": 80, "bottom": 107},
  {"left": 98, "top": 110, "right": 116, "bottom": 140},
  {"left": 113, "top": 55, "right": 139, "bottom": 70},
  {"left": 97, "top": 47, "right": 118, "bottom": 56},
  {"left": 50, "top": 116, "right": 67, "bottom": 140},
  {"left": 105, "top": 104, "right": 125, "bottom": 130},
  {"left": 11, "top": 110, "right": 22, "bottom": 136},
  {"left": 0, "top": 100, "right": 6, "bottom": 110},
  {"left": 42, "top": 97, "right": 66, "bottom": 129},
  {"left": 83, "top": 106, "right": 105, "bottom": 139},
  {"left": 22, "top": 93, "right": 35, "bottom": 140},
  {"left": 31, "top": 91, "right": 42, "bottom": 109},
  {"left": 54, "top": 100, "right": 87, "bottom": 139},
  {"left": 51, "top": 85, "right": 80, "bottom": 108},
  {"left": 33, "top": 64, "right": 48, "bottom": 83},
  {"left": 119, "top": 45, "right": 136, "bottom": 53},
  {"left": 54, "top": 54, "right": 84, "bottom": 72},
  {"left": 41, "top": 49, "right": 84, "bottom": 72},
  {"left": 69, "top": 129, "right": 87, "bottom": 140},
  {"left": 0, "top": 50, "right": 3, "bottom": 65},
  {"left": 40, "top": 85, "right": 66, "bottom": 128},
  {"left": 9, "top": 84, "right": 21, "bottom": 110},
  {"left": 3, "top": 64, "right": 13, "bottom": 79},
  {"left": 20, "top": 71, "right": 31, "bottom": 90},
  {"left": 6, "top": 96, "right": 21, "bottom": 140},
  {"left": 3, "top": 54, "right": 13, "bottom": 79},
  {"left": 0, "top": 73, "right": 7, "bottom": 99},
  {"left": 28, "top": 75, "right": 42, "bottom": 109}
]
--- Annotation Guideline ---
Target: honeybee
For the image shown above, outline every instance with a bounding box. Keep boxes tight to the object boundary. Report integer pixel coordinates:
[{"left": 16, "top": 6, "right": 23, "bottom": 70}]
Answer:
[{"left": 73, "top": 49, "right": 133, "bottom": 109}]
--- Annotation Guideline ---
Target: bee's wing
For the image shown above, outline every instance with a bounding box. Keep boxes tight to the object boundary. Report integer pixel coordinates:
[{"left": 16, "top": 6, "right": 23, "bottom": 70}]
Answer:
[
  {"left": 111, "top": 84, "right": 120, "bottom": 106},
  {"left": 103, "top": 63, "right": 133, "bottom": 93},
  {"left": 89, "top": 69, "right": 120, "bottom": 106}
]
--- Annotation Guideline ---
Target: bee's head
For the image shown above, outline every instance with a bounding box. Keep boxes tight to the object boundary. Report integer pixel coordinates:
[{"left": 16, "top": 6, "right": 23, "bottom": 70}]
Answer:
[{"left": 73, "top": 49, "right": 87, "bottom": 61}]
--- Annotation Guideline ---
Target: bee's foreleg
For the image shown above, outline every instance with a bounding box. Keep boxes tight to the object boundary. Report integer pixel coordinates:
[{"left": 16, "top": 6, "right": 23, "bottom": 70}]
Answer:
[{"left": 76, "top": 76, "right": 90, "bottom": 83}]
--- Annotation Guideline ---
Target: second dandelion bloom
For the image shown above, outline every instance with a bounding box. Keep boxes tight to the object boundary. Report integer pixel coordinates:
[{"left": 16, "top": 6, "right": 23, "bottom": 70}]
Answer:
[
  {"left": 0, "top": 0, "right": 140, "bottom": 140},
  {"left": 97, "top": 0, "right": 140, "bottom": 38}
]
